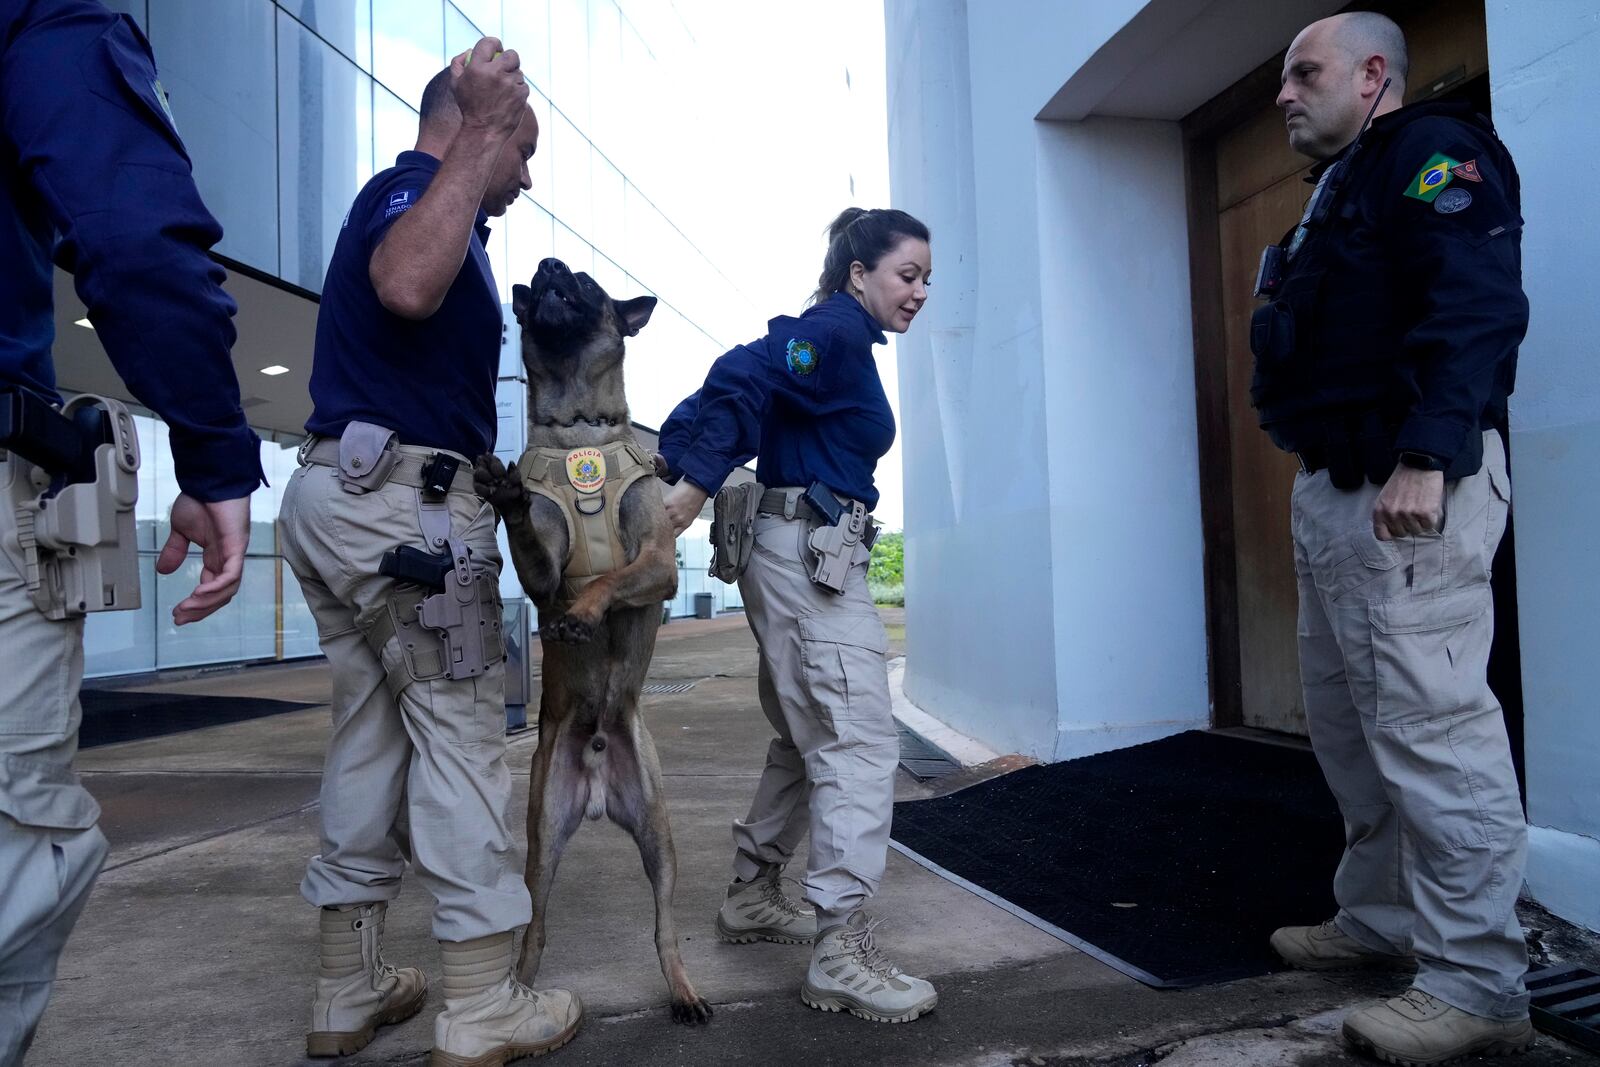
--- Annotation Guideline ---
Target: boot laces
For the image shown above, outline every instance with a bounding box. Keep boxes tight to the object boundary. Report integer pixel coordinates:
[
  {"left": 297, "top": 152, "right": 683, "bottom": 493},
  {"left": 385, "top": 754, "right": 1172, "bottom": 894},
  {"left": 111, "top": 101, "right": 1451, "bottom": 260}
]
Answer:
[
  {"left": 1399, "top": 988, "right": 1440, "bottom": 1013},
  {"left": 841, "top": 918, "right": 901, "bottom": 981},
  {"left": 760, "top": 874, "right": 808, "bottom": 919}
]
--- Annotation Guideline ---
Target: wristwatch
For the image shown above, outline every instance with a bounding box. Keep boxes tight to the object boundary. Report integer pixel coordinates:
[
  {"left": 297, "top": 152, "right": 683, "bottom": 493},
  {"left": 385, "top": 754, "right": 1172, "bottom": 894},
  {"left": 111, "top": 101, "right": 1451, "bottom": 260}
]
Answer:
[{"left": 1398, "top": 451, "right": 1447, "bottom": 472}]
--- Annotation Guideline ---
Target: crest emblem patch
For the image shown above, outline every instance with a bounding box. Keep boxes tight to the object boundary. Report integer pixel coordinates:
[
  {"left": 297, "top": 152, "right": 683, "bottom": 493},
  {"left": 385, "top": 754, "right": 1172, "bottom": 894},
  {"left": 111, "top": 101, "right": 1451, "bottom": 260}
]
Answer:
[
  {"left": 786, "top": 338, "right": 819, "bottom": 376},
  {"left": 566, "top": 448, "right": 607, "bottom": 494}
]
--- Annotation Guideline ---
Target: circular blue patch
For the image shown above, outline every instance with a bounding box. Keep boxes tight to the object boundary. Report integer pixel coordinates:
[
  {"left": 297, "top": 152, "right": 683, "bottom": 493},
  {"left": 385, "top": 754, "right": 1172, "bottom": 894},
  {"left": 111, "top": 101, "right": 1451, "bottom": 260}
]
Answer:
[
  {"left": 786, "top": 339, "right": 818, "bottom": 376},
  {"left": 1434, "top": 187, "right": 1473, "bottom": 215},
  {"left": 1423, "top": 168, "right": 1447, "bottom": 188}
]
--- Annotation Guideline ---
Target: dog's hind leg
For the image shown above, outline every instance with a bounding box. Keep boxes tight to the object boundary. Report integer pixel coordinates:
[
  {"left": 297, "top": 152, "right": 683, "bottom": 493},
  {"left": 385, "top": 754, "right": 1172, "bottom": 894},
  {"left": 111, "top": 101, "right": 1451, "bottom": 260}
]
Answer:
[
  {"left": 517, "top": 718, "right": 587, "bottom": 984},
  {"left": 607, "top": 719, "right": 713, "bottom": 1025}
]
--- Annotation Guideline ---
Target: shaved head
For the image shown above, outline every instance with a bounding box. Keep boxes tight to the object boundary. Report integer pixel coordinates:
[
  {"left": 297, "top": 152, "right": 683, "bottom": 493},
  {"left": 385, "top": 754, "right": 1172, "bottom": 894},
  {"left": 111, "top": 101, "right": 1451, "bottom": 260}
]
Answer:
[
  {"left": 1325, "top": 11, "right": 1409, "bottom": 93},
  {"left": 1278, "top": 12, "right": 1408, "bottom": 160}
]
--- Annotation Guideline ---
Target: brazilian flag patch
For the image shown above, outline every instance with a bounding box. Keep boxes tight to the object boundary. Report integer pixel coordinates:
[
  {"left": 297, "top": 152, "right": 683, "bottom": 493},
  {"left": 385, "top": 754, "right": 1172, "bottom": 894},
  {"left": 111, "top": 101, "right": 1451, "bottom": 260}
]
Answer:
[
  {"left": 786, "top": 338, "right": 818, "bottom": 376},
  {"left": 1404, "top": 152, "right": 1460, "bottom": 203}
]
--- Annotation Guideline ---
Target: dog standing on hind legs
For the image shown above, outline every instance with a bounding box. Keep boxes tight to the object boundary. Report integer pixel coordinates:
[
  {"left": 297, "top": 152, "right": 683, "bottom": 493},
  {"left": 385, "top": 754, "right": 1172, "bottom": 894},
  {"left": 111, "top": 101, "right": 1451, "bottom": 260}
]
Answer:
[{"left": 474, "top": 257, "right": 712, "bottom": 1026}]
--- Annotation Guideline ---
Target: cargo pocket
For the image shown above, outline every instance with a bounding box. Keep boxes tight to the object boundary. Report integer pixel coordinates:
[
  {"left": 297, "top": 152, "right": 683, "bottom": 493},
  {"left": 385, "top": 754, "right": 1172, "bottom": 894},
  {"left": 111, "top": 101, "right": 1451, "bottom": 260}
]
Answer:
[
  {"left": 1318, "top": 523, "right": 1401, "bottom": 602},
  {"left": 799, "top": 611, "right": 890, "bottom": 723},
  {"left": 1369, "top": 585, "right": 1492, "bottom": 726}
]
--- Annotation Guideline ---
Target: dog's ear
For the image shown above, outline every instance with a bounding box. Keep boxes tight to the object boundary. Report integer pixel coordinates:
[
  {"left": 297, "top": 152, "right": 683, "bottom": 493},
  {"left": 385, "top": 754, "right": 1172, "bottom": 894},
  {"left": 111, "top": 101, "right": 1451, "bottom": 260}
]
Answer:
[
  {"left": 614, "top": 295, "right": 657, "bottom": 337},
  {"left": 512, "top": 284, "right": 533, "bottom": 324}
]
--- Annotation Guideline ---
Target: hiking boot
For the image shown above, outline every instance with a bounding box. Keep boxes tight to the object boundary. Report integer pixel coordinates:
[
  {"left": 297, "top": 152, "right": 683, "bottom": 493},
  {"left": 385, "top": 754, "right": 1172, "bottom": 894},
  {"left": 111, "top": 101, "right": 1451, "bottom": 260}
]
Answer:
[
  {"left": 307, "top": 902, "right": 428, "bottom": 1057},
  {"left": 1271, "top": 918, "right": 1412, "bottom": 971},
  {"left": 801, "top": 912, "right": 937, "bottom": 1023},
  {"left": 430, "top": 931, "right": 581, "bottom": 1066},
  {"left": 1343, "top": 988, "right": 1535, "bottom": 1065},
  {"left": 715, "top": 868, "right": 817, "bottom": 945}
]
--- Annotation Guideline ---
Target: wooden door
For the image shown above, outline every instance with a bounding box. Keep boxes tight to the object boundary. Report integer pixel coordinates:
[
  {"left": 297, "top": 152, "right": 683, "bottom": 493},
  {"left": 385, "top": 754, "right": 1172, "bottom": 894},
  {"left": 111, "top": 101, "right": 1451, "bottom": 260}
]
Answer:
[{"left": 1184, "top": 0, "right": 1490, "bottom": 735}]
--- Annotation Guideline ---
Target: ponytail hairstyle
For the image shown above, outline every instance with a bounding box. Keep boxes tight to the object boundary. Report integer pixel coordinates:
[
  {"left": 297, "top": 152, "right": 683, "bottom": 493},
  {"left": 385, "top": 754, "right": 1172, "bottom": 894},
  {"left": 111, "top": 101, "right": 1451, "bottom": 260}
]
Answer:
[{"left": 809, "top": 207, "right": 931, "bottom": 308}]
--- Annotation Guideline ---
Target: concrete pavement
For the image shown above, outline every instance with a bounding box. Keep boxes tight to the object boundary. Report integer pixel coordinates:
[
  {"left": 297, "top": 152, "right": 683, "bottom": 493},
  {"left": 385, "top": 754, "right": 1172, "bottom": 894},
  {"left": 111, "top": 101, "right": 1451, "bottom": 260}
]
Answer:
[{"left": 26, "top": 609, "right": 1600, "bottom": 1066}]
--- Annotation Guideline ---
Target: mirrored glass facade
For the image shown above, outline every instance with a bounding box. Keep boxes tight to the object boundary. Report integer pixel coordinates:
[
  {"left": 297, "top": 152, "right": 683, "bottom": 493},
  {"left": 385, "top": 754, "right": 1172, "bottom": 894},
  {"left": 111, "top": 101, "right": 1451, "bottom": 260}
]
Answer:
[{"left": 81, "top": 0, "right": 750, "bottom": 677}]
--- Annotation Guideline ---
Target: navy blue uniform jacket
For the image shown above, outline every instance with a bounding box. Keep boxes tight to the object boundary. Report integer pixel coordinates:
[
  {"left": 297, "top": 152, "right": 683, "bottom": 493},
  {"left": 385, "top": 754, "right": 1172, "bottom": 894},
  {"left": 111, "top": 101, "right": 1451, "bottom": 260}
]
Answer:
[
  {"left": 660, "top": 293, "right": 896, "bottom": 509},
  {"left": 1252, "top": 100, "right": 1527, "bottom": 479},
  {"left": 0, "top": 0, "right": 263, "bottom": 501}
]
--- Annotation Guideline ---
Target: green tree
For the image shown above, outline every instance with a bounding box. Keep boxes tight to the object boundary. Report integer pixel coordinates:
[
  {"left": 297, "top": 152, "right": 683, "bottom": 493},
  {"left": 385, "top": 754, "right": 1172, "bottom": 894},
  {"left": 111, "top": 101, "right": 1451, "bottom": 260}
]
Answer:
[{"left": 868, "top": 531, "right": 904, "bottom": 585}]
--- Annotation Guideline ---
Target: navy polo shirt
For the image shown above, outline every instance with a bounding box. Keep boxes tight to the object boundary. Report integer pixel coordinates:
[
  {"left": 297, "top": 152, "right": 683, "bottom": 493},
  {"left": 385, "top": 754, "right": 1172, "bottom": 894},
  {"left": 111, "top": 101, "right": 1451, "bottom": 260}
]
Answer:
[
  {"left": 1, "top": 0, "right": 263, "bottom": 501},
  {"left": 659, "top": 293, "right": 896, "bottom": 508},
  {"left": 306, "top": 151, "right": 502, "bottom": 457}
]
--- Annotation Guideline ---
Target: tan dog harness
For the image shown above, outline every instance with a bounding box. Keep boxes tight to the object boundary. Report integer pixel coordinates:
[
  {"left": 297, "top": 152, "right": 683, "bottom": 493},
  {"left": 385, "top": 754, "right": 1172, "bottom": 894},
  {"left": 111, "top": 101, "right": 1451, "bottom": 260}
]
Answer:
[{"left": 516, "top": 440, "right": 654, "bottom": 597}]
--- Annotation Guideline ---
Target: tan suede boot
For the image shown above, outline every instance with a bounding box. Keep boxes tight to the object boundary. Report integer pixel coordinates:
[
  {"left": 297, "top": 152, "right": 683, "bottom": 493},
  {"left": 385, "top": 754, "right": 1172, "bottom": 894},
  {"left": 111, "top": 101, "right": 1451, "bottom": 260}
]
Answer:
[
  {"left": 1270, "top": 918, "right": 1413, "bottom": 971},
  {"left": 1343, "top": 988, "right": 1535, "bottom": 1065},
  {"left": 307, "top": 903, "right": 428, "bottom": 1057},
  {"left": 430, "top": 932, "right": 582, "bottom": 1066}
]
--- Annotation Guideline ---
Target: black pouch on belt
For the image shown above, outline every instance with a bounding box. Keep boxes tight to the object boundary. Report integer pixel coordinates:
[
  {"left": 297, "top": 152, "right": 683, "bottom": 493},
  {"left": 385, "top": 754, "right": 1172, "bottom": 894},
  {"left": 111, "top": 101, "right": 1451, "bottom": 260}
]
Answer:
[{"left": 1325, "top": 422, "right": 1365, "bottom": 491}]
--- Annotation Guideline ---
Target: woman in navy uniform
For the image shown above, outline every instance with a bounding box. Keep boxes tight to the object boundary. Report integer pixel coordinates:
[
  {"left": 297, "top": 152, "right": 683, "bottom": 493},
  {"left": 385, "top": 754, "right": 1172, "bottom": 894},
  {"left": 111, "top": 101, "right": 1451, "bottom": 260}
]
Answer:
[{"left": 658, "top": 208, "right": 936, "bottom": 1024}]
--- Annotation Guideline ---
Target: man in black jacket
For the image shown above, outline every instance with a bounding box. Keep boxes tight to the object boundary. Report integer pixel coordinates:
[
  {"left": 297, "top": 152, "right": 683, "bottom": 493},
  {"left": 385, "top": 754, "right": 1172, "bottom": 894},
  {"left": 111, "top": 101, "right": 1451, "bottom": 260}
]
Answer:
[{"left": 1253, "top": 12, "right": 1533, "bottom": 1065}]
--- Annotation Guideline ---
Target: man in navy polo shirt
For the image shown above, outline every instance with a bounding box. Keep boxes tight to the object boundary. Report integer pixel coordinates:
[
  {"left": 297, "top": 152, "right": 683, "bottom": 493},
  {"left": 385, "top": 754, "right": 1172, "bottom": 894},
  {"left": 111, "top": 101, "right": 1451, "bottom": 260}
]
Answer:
[{"left": 278, "top": 38, "right": 581, "bottom": 1064}]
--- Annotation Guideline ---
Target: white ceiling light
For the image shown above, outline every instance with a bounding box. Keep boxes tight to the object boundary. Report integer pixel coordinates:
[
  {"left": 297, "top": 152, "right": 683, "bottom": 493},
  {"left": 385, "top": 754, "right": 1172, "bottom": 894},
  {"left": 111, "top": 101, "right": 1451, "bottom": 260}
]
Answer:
[
  {"left": 259, "top": 365, "right": 290, "bottom": 376},
  {"left": 74, "top": 318, "right": 93, "bottom": 329}
]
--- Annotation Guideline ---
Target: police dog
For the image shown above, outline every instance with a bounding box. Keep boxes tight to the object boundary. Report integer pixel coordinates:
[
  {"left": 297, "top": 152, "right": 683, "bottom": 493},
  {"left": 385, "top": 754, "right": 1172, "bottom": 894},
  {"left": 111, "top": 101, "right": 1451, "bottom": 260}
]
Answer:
[{"left": 473, "top": 258, "right": 711, "bottom": 1025}]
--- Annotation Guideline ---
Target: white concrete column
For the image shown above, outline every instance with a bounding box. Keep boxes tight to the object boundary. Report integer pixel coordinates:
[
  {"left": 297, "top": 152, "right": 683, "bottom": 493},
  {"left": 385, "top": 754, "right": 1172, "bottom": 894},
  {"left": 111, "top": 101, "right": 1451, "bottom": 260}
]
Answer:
[{"left": 1486, "top": 2, "right": 1600, "bottom": 932}]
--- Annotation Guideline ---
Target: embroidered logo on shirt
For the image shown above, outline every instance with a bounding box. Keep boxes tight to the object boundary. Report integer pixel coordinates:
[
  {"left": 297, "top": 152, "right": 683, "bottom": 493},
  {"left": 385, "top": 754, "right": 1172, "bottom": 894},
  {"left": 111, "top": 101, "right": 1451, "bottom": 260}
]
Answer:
[
  {"left": 1404, "top": 153, "right": 1460, "bottom": 203},
  {"left": 1434, "top": 187, "right": 1473, "bottom": 214},
  {"left": 1450, "top": 159, "right": 1483, "bottom": 183},
  {"left": 384, "top": 189, "right": 416, "bottom": 219},
  {"left": 566, "top": 448, "right": 607, "bottom": 494},
  {"left": 786, "top": 339, "right": 818, "bottom": 376}
]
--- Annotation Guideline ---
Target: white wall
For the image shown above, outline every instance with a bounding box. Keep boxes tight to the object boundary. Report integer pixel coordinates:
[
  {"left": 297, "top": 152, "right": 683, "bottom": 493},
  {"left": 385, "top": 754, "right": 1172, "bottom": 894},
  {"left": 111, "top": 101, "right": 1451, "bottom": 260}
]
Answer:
[
  {"left": 888, "top": 0, "right": 1060, "bottom": 757},
  {"left": 1035, "top": 117, "right": 1210, "bottom": 760},
  {"left": 1487, "top": 0, "right": 1600, "bottom": 932},
  {"left": 887, "top": 0, "right": 1209, "bottom": 760}
]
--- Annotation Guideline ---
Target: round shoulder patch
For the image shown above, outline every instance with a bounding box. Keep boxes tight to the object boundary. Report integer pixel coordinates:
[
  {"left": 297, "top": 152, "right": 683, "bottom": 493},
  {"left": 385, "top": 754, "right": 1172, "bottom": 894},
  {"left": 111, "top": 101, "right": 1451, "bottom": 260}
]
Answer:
[
  {"left": 786, "top": 338, "right": 819, "bottom": 376},
  {"left": 566, "top": 448, "right": 607, "bottom": 494},
  {"left": 1434, "top": 187, "right": 1473, "bottom": 215}
]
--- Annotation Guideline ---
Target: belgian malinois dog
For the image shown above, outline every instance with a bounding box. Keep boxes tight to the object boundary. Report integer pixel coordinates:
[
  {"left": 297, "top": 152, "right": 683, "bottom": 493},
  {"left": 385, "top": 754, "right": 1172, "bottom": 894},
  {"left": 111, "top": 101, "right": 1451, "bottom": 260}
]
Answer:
[{"left": 473, "top": 258, "right": 711, "bottom": 1025}]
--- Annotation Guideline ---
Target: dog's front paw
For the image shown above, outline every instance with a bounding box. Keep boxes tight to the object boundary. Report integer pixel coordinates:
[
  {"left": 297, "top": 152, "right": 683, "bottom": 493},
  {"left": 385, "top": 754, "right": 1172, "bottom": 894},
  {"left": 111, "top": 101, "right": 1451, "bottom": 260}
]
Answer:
[
  {"left": 473, "top": 452, "right": 528, "bottom": 518},
  {"left": 539, "top": 613, "right": 594, "bottom": 645},
  {"left": 670, "top": 993, "right": 713, "bottom": 1026}
]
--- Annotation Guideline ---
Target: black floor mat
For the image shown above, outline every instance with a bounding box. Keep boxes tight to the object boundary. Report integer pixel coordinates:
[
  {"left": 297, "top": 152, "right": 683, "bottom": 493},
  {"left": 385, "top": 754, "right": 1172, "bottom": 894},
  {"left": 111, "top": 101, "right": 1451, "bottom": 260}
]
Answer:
[
  {"left": 78, "top": 689, "right": 318, "bottom": 749},
  {"left": 889, "top": 730, "right": 1344, "bottom": 988}
]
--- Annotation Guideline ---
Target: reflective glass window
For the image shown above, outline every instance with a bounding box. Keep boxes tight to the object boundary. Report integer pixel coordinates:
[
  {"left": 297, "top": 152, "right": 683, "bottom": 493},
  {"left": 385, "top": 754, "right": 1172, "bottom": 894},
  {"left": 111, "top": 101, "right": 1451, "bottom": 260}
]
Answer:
[
  {"left": 148, "top": 0, "right": 279, "bottom": 274},
  {"left": 548, "top": 0, "right": 590, "bottom": 130},
  {"left": 374, "top": 86, "right": 420, "bottom": 171},
  {"left": 587, "top": 0, "right": 620, "bottom": 153},
  {"left": 445, "top": 2, "right": 479, "bottom": 60},
  {"left": 278, "top": 11, "right": 375, "bottom": 292},
  {"left": 450, "top": 0, "right": 500, "bottom": 38},
  {"left": 82, "top": 557, "right": 157, "bottom": 677},
  {"left": 505, "top": 196, "right": 554, "bottom": 295},
  {"left": 502, "top": 0, "right": 550, "bottom": 96},
  {"left": 281, "top": 0, "right": 373, "bottom": 71},
  {"left": 553, "top": 222, "right": 593, "bottom": 278},
  {"left": 373, "top": 0, "right": 444, "bottom": 110},
  {"left": 548, "top": 110, "right": 592, "bottom": 243},
  {"left": 590, "top": 156, "right": 624, "bottom": 266},
  {"left": 526, "top": 91, "right": 555, "bottom": 214}
]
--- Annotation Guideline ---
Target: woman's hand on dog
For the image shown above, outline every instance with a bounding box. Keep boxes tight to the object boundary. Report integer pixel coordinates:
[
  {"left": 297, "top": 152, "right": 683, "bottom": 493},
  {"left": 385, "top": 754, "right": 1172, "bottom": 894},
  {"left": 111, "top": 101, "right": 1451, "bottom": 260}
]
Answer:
[{"left": 663, "top": 482, "right": 709, "bottom": 537}]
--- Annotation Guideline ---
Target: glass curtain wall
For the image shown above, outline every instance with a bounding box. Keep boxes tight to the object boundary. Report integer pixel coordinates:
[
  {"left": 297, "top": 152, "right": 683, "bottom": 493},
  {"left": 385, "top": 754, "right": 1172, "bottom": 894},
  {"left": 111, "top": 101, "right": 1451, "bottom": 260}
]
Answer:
[{"left": 81, "top": 0, "right": 748, "bottom": 676}]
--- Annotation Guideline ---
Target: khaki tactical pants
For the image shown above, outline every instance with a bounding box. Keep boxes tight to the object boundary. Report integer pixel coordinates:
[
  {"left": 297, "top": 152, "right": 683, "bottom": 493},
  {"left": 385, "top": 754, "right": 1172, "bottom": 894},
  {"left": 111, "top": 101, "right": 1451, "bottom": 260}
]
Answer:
[
  {"left": 0, "top": 456, "right": 109, "bottom": 1066},
  {"left": 732, "top": 513, "right": 896, "bottom": 921},
  {"left": 279, "top": 453, "right": 531, "bottom": 942},
  {"left": 1294, "top": 430, "right": 1528, "bottom": 1019}
]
